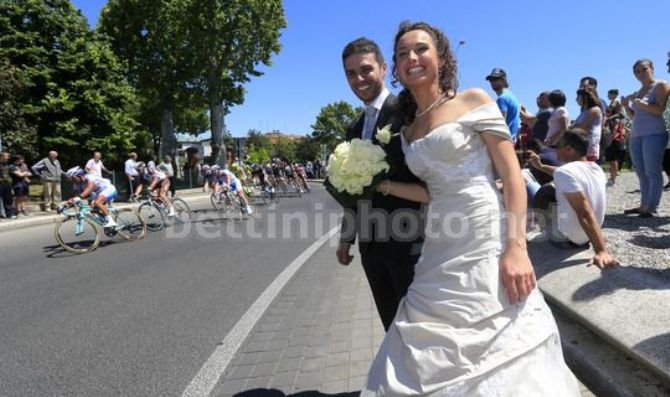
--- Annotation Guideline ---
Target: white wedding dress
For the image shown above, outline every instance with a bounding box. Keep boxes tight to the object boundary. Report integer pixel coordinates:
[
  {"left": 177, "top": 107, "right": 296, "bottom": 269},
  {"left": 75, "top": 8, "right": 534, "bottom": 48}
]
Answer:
[{"left": 361, "top": 103, "right": 579, "bottom": 396}]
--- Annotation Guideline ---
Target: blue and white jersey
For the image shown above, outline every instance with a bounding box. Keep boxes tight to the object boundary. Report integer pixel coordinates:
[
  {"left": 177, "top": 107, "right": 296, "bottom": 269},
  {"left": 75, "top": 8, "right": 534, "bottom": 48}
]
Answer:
[{"left": 85, "top": 174, "right": 113, "bottom": 194}]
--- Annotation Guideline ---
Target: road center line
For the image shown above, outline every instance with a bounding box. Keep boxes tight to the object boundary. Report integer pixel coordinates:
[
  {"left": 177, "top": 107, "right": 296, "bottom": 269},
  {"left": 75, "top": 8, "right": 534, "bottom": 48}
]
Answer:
[{"left": 181, "top": 225, "right": 340, "bottom": 397}]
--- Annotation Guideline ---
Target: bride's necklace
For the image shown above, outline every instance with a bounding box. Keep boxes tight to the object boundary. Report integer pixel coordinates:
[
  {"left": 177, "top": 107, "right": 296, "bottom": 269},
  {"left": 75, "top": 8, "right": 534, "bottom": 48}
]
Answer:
[{"left": 415, "top": 94, "right": 447, "bottom": 118}]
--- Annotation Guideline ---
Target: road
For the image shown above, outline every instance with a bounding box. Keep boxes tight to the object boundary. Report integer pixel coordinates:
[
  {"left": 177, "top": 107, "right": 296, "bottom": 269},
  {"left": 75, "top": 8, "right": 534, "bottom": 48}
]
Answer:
[{"left": 0, "top": 186, "right": 342, "bottom": 396}]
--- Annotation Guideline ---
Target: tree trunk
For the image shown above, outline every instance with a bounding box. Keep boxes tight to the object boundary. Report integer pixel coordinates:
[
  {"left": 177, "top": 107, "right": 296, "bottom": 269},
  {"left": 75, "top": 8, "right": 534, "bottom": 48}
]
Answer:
[
  {"left": 209, "top": 87, "right": 226, "bottom": 167},
  {"left": 159, "top": 108, "right": 175, "bottom": 158}
]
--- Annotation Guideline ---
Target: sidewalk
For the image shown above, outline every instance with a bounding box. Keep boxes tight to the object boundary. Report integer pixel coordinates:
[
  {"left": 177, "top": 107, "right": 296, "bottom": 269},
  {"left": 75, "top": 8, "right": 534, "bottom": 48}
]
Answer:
[{"left": 211, "top": 236, "right": 597, "bottom": 397}]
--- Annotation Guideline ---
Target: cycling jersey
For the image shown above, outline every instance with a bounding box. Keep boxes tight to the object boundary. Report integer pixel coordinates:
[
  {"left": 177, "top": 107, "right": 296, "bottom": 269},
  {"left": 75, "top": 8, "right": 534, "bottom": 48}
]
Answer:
[
  {"left": 85, "top": 174, "right": 117, "bottom": 201},
  {"left": 217, "top": 169, "right": 240, "bottom": 192},
  {"left": 144, "top": 170, "right": 167, "bottom": 182}
]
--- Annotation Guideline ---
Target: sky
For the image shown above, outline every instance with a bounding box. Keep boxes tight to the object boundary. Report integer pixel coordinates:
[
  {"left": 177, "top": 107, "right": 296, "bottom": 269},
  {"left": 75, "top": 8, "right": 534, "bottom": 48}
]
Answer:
[{"left": 73, "top": 0, "right": 670, "bottom": 138}]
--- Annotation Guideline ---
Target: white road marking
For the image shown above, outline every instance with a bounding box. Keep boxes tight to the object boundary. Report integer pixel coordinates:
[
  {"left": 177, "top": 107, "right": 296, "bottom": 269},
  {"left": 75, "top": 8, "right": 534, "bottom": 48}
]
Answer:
[{"left": 181, "top": 225, "right": 339, "bottom": 397}]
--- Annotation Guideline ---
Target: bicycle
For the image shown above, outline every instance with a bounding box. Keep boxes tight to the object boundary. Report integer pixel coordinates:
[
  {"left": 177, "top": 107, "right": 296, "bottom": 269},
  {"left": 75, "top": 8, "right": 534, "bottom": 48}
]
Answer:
[
  {"left": 210, "top": 187, "right": 252, "bottom": 219},
  {"left": 286, "top": 177, "right": 303, "bottom": 197},
  {"left": 137, "top": 194, "right": 192, "bottom": 232},
  {"left": 259, "top": 183, "right": 279, "bottom": 205},
  {"left": 54, "top": 200, "right": 146, "bottom": 254}
]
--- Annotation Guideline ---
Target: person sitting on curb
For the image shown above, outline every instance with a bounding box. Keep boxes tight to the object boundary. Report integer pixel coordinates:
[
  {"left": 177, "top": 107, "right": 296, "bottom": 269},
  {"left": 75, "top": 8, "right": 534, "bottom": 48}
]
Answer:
[{"left": 528, "top": 128, "right": 619, "bottom": 269}]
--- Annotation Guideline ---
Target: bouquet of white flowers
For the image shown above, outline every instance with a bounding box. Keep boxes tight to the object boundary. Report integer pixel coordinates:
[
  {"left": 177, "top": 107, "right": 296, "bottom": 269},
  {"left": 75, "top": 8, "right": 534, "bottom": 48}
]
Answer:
[{"left": 324, "top": 126, "right": 394, "bottom": 208}]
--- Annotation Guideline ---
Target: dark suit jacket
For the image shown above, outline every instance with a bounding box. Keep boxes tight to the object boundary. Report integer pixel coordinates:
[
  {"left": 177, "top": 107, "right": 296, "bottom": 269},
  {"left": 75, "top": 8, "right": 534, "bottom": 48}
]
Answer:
[{"left": 340, "top": 94, "right": 423, "bottom": 261}]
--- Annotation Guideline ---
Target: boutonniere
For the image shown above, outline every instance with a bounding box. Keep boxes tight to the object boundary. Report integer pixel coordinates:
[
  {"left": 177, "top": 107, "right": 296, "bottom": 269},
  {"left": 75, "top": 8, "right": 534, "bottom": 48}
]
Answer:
[{"left": 376, "top": 124, "right": 392, "bottom": 145}]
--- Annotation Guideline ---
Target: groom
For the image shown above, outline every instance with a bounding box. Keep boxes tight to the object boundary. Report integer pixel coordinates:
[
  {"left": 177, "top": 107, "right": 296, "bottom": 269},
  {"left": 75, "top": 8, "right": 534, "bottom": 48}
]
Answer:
[{"left": 336, "top": 38, "right": 423, "bottom": 331}]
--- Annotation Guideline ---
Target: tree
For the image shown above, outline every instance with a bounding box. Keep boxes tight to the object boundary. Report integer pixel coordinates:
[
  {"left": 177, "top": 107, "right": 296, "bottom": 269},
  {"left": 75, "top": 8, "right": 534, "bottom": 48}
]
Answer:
[
  {"left": 0, "top": 61, "right": 36, "bottom": 156},
  {"left": 272, "top": 136, "right": 296, "bottom": 162},
  {"left": 246, "top": 144, "right": 269, "bottom": 164},
  {"left": 311, "top": 101, "right": 362, "bottom": 150},
  {"left": 99, "top": 0, "right": 202, "bottom": 158},
  {"left": 295, "top": 136, "right": 320, "bottom": 162},
  {"left": 185, "top": 0, "right": 286, "bottom": 166},
  {"left": 0, "top": 0, "right": 144, "bottom": 165},
  {"left": 246, "top": 129, "right": 271, "bottom": 151}
]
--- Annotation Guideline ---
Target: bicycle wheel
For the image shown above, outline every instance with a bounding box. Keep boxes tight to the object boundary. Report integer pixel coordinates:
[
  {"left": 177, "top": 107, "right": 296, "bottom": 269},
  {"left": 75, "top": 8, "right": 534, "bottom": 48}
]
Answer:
[
  {"left": 211, "top": 192, "right": 226, "bottom": 213},
  {"left": 138, "top": 202, "right": 165, "bottom": 231},
  {"left": 54, "top": 217, "right": 101, "bottom": 254},
  {"left": 278, "top": 180, "right": 287, "bottom": 195},
  {"left": 172, "top": 198, "right": 192, "bottom": 224},
  {"left": 261, "top": 189, "right": 271, "bottom": 205},
  {"left": 113, "top": 208, "right": 146, "bottom": 240},
  {"left": 293, "top": 181, "right": 303, "bottom": 197}
]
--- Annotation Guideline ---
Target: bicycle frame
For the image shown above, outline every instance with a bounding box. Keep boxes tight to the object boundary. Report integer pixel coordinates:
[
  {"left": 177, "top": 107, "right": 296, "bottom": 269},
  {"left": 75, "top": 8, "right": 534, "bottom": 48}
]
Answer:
[{"left": 61, "top": 201, "right": 115, "bottom": 234}]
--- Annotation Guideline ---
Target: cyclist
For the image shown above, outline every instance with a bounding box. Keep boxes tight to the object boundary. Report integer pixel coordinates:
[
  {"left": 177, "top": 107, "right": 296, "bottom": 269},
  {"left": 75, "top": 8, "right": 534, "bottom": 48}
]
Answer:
[
  {"left": 145, "top": 161, "right": 175, "bottom": 217},
  {"left": 294, "top": 162, "right": 309, "bottom": 191},
  {"left": 218, "top": 166, "right": 253, "bottom": 215},
  {"left": 65, "top": 166, "right": 118, "bottom": 228},
  {"left": 283, "top": 160, "right": 299, "bottom": 190},
  {"left": 201, "top": 164, "right": 216, "bottom": 193}
]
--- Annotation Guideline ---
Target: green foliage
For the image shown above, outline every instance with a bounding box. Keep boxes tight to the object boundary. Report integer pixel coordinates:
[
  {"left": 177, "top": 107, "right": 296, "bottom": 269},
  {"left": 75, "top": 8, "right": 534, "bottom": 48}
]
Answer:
[
  {"left": 311, "top": 101, "right": 362, "bottom": 150},
  {"left": 183, "top": 0, "right": 287, "bottom": 164},
  {"left": 0, "top": 61, "right": 37, "bottom": 155},
  {"left": 0, "top": 0, "right": 144, "bottom": 165},
  {"left": 99, "top": 0, "right": 208, "bottom": 157},
  {"left": 272, "top": 137, "right": 297, "bottom": 163},
  {"left": 246, "top": 129, "right": 271, "bottom": 151},
  {"left": 246, "top": 144, "right": 270, "bottom": 164},
  {"left": 295, "top": 136, "right": 320, "bottom": 162}
]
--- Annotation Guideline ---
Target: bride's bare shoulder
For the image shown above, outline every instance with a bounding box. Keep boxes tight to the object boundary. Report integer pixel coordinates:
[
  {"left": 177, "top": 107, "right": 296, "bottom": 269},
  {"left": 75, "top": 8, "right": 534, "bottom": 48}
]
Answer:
[{"left": 457, "top": 88, "right": 494, "bottom": 109}]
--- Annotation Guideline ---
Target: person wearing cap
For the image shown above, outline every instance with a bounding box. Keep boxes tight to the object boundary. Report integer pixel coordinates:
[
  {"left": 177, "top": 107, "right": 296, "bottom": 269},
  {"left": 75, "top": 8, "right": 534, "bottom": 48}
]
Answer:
[{"left": 486, "top": 68, "right": 521, "bottom": 142}]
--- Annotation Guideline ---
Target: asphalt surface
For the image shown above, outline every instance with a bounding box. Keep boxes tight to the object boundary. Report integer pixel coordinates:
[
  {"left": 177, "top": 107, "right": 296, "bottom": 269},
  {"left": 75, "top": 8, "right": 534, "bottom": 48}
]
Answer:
[{"left": 0, "top": 186, "right": 342, "bottom": 396}]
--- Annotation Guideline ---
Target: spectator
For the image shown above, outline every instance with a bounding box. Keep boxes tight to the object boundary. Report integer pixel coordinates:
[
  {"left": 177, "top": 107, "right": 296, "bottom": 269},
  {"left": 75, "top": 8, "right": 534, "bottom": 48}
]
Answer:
[
  {"left": 529, "top": 129, "right": 617, "bottom": 268},
  {"left": 486, "top": 67, "right": 521, "bottom": 141},
  {"left": 85, "top": 151, "right": 110, "bottom": 177},
  {"left": 573, "top": 87, "right": 603, "bottom": 161},
  {"left": 579, "top": 76, "right": 608, "bottom": 113},
  {"left": 545, "top": 90, "right": 570, "bottom": 146},
  {"left": 159, "top": 155, "right": 176, "bottom": 197},
  {"left": 603, "top": 89, "right": 627, "bottom": 186},
  {"left": 31, "top": 150, "right": 64, "bottom": 212},
  {"left": 0, "top": 151, "right": 17, "bottom": 219},
  {"left": 306, "top": 160, "right": 314, "bottom": 179},
  {"left": 10, "top": 155, "right": 31, "bottom": 216},
  {"left": 314, "top": 159, "right": 322, "bottom": 179},
  {"left": 124, "top": 152, "right": 142, "bottom": 201},
  {"left": 622, "top": 59, "right": 670, "bottom": 217},
  {"left": 521, "top": 91, "right": 553, "bottom": 142}
]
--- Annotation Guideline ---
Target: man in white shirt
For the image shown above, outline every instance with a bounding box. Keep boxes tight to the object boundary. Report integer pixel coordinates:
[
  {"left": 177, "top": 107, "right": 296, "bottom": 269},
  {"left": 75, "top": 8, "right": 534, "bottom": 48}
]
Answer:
[
  {"left": 85, "top": 151, "right": 110, "bottom": 177},
  {"left": 124, "top": 152, "right": 142, "bottom": 201},
  {"left": 529, "top": 128, "right": 618, "bottom": 269}
]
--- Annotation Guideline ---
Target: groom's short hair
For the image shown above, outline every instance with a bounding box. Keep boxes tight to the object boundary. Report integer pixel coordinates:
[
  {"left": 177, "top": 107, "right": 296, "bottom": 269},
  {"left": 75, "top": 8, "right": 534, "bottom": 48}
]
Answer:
[{"left": 342, "top": 37, "right": 385, "bottom": 65}]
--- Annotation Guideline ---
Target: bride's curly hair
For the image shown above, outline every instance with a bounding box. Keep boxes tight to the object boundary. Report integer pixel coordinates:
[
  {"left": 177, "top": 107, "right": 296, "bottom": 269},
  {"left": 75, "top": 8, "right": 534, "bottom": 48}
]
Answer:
[{"left": 391, "top": 21, "right": 459, "bottom": 125}]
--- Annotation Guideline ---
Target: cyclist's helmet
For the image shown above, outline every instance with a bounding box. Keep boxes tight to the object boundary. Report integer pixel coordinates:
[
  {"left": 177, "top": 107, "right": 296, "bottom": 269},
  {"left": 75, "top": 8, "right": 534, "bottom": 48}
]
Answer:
[
  {"left": 157, "top": 163, "right": 169, "bottom": 172},
  {"left": 147, "top": 161, "right": 156, "bottom": 170},
  {"left": 135, "top": 161, "right": 146, "bottom": 170},
  {"left": 65, "top": 166, "right": 85, "bottom": 178},
  {"left": 211, "top": 165, "right": 221, "bottom": 171}
]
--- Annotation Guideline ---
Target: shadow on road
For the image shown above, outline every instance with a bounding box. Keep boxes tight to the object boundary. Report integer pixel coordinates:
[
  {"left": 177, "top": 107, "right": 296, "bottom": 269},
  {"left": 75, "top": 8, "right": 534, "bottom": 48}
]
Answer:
[
  {"left": 42, "top": 240, "right": 122, "bottom": 258},
  {"left": 234, "top": 389, "right": 358, "bottom": 397}
]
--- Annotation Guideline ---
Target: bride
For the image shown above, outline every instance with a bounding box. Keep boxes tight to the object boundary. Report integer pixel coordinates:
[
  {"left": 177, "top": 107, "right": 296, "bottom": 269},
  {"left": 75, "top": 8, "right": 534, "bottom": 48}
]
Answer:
[{"left": 362, "top": 21, "right": 579, "bottom": 396}]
